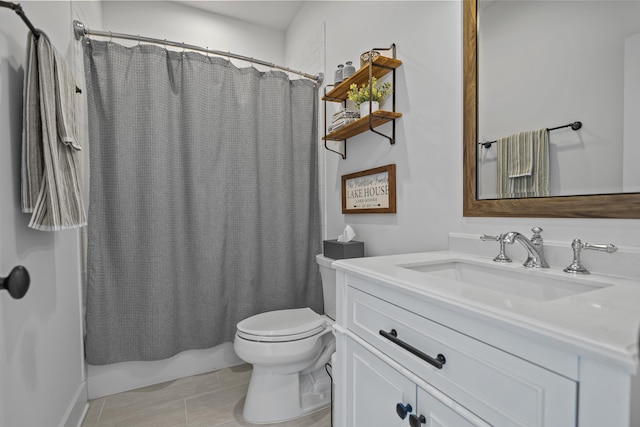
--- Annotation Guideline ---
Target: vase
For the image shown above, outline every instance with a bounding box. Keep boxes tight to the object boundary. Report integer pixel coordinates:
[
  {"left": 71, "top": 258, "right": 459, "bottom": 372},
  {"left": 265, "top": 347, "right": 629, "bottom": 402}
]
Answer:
[
  {"left": 334, "top": 64, "right": 344, "bottom": 85},
  {"left": 359, "top": 101, "right": 379, "bottom": 118},
  {"left": 343, "top": 61, "right": 356, "bottom": 79}
]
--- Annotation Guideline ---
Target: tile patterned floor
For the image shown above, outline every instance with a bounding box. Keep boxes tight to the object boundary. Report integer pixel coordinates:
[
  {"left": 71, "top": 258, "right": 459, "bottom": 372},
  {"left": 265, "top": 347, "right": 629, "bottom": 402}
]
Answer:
[{"left": 81, "top": 364, "right": 331, "bottom": 427}]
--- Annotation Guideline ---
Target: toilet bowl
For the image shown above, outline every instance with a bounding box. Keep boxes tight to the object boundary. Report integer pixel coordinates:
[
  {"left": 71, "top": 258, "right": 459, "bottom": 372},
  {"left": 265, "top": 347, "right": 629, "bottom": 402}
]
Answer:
[{"left": 233, "top": 254, "right": 336, "bottom": 424}]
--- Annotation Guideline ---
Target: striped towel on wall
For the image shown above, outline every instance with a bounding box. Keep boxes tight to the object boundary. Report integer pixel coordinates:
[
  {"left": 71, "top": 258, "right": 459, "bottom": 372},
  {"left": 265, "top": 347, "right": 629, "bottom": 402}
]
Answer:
[
  {"left": 497, "top": 128, "right": 549, "bottom": 198},
  {"left": 21, "top": 32, "right": 86, "bottom": 231}
]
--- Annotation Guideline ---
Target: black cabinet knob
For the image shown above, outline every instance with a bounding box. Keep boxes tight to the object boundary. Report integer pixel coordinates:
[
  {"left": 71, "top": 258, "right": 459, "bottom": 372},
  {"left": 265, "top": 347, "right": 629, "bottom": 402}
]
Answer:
[
  {"left": 396, "top": 402, "right": 413, "bottom": 420},
  {"left": 410, "top": 413, "right": 427, "bottom": 426}
]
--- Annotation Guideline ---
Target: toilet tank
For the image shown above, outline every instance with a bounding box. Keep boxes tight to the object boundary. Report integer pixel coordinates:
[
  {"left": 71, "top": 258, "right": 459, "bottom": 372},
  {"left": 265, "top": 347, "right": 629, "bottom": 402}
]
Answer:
[{"left": 316, "top": 254, "right": 336, "bottom": 320}]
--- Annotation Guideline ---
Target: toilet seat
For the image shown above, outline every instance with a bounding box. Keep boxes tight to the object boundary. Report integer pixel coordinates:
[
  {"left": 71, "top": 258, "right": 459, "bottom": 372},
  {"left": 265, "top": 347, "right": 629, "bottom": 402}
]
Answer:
[{"left": 236, "top": 308, "right": 326, "bottom": 342}]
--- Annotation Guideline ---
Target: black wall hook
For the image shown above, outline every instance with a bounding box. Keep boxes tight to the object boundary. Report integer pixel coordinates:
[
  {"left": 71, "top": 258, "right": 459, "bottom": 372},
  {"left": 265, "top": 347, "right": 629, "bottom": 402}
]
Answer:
[{"left": 1, "top": 266, "right": 30, "bottom": 299}]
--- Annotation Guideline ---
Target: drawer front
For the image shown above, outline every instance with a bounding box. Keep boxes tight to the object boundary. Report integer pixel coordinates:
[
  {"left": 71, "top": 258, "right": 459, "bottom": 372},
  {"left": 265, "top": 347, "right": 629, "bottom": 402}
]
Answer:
[{"left": 347, "top": 286, "right": 577, "bottom": 427}]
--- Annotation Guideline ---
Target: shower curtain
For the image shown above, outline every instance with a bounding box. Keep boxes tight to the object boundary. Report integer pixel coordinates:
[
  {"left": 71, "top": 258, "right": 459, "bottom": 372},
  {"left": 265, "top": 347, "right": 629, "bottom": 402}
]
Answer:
[{"left": 83, "top": 40, "right": 322, "bottom": 365}]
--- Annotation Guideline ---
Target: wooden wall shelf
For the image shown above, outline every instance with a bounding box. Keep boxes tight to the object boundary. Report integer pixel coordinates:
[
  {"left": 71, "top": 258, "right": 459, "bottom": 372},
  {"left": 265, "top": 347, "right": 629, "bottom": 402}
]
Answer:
[
  {"left": 323, "top": 46, "right": 403, "bottom": 159},
  {"left": 323, "top": 111, "right": 402, "bottom": 141},
  {"left": 323, "top": 56, "right": 403, "bottom": 102}
]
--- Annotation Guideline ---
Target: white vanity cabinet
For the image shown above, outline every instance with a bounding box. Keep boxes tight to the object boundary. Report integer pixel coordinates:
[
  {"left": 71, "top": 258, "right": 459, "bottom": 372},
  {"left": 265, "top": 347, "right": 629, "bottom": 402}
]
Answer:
[{"left": 333, "top": 253, "right": 639, "bottom": 427}]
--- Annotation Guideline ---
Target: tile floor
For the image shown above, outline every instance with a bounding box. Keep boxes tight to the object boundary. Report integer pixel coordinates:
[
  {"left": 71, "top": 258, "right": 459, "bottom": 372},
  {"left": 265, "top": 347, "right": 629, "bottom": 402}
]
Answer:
[{"left": 81, "top": 364, "right": 331, "bottom": 427}]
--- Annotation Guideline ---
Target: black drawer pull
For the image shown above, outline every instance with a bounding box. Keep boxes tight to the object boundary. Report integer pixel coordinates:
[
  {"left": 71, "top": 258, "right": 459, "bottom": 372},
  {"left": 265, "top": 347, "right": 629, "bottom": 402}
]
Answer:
[{"left": 380, "top": 329, "right": 446, "bottom": 369}]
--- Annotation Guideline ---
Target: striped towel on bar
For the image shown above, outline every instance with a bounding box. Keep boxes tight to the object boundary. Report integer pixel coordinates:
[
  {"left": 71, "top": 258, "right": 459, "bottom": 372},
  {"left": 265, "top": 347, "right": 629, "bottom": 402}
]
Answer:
[
  {"left": 21, "top": 32, "right": 86, "bottom": 231},
  {"left": 497, "top": 128, "right": 549, "bottom": 199}
]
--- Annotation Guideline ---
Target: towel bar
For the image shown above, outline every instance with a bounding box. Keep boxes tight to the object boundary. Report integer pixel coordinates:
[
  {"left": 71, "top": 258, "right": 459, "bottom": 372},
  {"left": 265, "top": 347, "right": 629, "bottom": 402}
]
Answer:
[{"left": 480, "top": 121, "right": 582, "bottom": 148}]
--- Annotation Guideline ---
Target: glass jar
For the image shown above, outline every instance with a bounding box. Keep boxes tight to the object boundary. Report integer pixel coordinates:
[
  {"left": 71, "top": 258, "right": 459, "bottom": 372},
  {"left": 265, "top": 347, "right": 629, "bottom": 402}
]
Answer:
[
  {"left": 334, "top": 64, "right": 344, "bottom": 85},
  {"left": 343, "top": 61, "right": 356, "bottom": 79}
]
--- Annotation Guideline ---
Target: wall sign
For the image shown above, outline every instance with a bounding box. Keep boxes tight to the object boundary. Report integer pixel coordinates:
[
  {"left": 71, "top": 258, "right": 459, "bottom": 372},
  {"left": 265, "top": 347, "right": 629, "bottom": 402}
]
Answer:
[{"left": 342, "top": 164, "right": 396, "bottom": 214}]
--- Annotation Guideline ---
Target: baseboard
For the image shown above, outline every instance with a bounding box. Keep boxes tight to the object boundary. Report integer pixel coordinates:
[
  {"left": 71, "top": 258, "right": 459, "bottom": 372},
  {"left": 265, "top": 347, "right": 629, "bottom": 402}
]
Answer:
[{"left": 61, "top": 381, "right": 88, "bottom": 427}]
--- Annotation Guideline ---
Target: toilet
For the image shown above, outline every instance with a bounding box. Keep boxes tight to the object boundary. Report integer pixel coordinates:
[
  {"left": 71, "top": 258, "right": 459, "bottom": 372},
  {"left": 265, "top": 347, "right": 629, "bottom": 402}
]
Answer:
[{"left": 233, "top": 254, "right": 336, "bottom": 424}]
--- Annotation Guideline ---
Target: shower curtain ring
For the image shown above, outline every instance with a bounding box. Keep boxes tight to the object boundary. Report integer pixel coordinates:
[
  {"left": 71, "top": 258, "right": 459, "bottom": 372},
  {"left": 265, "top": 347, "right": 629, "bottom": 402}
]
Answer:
[
  {"left": 109, "top": 31, "right": 112, "bottom": 44},
  {"left": 137, "top": 34, "right": 140, "bottom": 46}
]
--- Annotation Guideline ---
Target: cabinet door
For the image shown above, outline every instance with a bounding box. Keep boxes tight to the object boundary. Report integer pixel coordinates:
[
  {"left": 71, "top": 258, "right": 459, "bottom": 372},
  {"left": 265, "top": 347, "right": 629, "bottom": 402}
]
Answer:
[
  {"left": 415, "top": 387, "right": 479, "bottom": 427},
  {"left": 347, "top": 338, "right": 416, "bottom": 426}
]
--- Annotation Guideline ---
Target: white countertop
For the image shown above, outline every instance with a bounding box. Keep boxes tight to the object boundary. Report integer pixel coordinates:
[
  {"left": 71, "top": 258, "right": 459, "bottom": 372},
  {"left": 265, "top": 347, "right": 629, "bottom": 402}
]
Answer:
[{"left": 333, "top": 251, "right": 640, "bottom": 373}]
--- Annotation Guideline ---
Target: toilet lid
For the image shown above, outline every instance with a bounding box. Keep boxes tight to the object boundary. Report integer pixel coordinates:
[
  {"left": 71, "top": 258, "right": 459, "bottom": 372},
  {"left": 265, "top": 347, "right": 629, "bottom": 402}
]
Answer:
[{"left": 237, "top": 307, "right": 325, "bottom": 339}]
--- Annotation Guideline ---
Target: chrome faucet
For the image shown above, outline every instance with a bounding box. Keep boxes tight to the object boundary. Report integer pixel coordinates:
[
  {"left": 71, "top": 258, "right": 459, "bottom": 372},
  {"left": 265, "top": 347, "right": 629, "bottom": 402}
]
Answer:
[{"left": 502, "top": 227, "right": 549, "bottom": 268}]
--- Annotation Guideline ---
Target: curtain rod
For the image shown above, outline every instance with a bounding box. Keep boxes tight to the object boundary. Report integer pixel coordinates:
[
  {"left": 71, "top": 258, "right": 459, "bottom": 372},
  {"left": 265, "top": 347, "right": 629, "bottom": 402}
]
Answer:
[
  {"left": 0, "top": 1, "right": 39, "bottom": 37},
  {"left": 72, "top": 20, "right": 323, "bottom": 84},
  {"left": 479, "top": 121, "right": 582, "bottom": 148}
]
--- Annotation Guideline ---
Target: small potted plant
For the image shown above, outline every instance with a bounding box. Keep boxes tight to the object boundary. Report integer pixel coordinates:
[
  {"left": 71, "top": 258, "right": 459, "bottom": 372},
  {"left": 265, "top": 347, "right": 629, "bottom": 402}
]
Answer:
[{"left": 347, "top": 77, "right": 392, "bottom": 117}]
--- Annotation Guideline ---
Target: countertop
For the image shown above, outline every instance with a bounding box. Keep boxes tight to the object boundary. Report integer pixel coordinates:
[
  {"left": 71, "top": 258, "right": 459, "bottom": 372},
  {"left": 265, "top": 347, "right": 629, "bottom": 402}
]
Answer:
[{"left": 333, "top": 251, "right": 640, "bottom": 373}]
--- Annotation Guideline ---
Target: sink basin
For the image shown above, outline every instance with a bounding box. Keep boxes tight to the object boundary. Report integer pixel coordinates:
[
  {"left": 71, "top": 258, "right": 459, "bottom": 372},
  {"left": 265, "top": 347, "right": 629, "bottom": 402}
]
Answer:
[{"left": 401, "top": 261, "right": 612, "bottom": 301}]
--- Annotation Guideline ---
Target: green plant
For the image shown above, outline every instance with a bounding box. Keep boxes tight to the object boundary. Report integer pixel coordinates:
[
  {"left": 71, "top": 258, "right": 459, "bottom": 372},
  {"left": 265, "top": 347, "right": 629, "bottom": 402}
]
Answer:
[{"left": 347, "top": 77, "right": 392, "bottom": 107}]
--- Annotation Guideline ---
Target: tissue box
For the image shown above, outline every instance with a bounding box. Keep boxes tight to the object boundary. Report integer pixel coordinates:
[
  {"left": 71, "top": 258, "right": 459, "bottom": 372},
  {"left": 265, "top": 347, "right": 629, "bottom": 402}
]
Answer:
[{"left": 323, "top": 240, "right": 364, "bottom": 260}]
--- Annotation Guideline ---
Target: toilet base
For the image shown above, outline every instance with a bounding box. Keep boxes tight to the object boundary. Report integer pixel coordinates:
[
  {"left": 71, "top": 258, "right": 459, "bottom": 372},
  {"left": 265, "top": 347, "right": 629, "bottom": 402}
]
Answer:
[{"left": 242, "top": 365, "right": 331, "bottom": 424}]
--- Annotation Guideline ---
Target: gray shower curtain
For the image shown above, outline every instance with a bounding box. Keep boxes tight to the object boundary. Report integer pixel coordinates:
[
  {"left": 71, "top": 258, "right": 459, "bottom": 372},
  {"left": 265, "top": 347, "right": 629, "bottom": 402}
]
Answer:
[{"left": 83, "top": 40, "right": 322, "bottom": 365}]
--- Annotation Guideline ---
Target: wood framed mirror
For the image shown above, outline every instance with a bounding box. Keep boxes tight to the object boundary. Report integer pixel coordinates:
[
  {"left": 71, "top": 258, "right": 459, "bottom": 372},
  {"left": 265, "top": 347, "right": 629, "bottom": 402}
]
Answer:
[{"left": 462, "top": 0, "right": 640, "bottom": 218}]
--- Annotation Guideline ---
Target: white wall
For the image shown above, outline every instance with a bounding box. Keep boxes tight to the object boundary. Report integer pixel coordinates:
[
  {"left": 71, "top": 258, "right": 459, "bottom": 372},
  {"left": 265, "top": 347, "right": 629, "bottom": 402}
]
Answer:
[
  {"left": 288, "top": 1, "right": 462, "bottom": 257},
  {"left": 101, "top": 1, "right": 286, "bottom": 68},
  {"left": 288, "top": 2, "right": 640, "bottom": 262},
  {"left": 0, "top": 2, "right": 101, "bottom": 425}
]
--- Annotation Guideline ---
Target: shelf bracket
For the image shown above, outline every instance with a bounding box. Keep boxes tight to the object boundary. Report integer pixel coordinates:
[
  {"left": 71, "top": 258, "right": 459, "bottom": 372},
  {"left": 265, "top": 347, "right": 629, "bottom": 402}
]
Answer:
[
  {"left": 324, "top": 140, "right": 346, "bottom": 159},
  {"left": 323, "top": 84, "right": 347, "bottom": 158},
  {"left": 366, "top": 44, "right": 397, "bottom": 145},
  {"left": 368, "top": 116, "right": 396, "bottom": 145}
]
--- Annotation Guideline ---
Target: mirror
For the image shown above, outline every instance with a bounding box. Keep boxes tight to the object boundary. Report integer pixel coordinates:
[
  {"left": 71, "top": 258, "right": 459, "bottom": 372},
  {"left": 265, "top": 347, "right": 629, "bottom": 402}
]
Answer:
[
  {"left": 476, "top": 0, "right": 640, "bottom": 200},
  {"left": 463, "top": 0, "right": 640, "bottom": 218}
]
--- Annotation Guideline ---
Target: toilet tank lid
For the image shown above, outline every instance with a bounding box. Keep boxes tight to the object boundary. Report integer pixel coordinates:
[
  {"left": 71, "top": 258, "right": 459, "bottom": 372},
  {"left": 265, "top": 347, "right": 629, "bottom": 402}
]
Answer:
[{"left": 237, "top": 307, "right": 324, "bottom": 337}]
